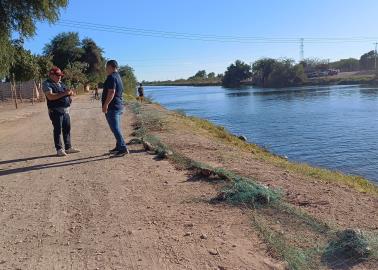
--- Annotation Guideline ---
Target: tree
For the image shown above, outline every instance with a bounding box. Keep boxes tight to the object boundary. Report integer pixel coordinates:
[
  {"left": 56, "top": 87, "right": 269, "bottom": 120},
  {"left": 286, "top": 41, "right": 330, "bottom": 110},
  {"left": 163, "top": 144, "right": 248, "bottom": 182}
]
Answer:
[
  {"left": 267, "top": 59, "right": 306, "bottom": 87},
  {"left": 9, "top": 40, "right": 39, "bottom": 82},
  {"left": 0, "top": 35, "right": 13, "bottom": 78},
  {"left": 252, "top": 58, "right": 276, "bottom": 87},
  {"left": 330, "top": 58, "right": 359, "bottom": 72},
  {"left": 0, "top": 0, "right": 68, "bottom": 76},
  {"left": 252, "top": 58, "right": 306, "bottom": 87},
  {"left": 35, "top": 55, "right": 53, "bottom": 81},
  {"left": 43, "top": 32, "right": 84, "bottom": 70},
  {"left": 360, "top": 51, "right": 376, "bottom": 70},
  {"left": 63, "top": 62, "right": 88, "bottom": 89},
  {"left": 119, "top": 65, "right": 137, "bottom": 98},
  {"left": 81, "top": 38, "right": 106, "bottom": 86},
  {"left": 189, "top": 70, "right": 207, "bottom": 80},
  {"left": 208, "top": 72, "right": 215, "bottom": 79},
  {"left": 300, "top": 58, "right": 330, "bottom": 72},
  {"left": 222, "top": 60, "right": 252, "bottom": 87}
]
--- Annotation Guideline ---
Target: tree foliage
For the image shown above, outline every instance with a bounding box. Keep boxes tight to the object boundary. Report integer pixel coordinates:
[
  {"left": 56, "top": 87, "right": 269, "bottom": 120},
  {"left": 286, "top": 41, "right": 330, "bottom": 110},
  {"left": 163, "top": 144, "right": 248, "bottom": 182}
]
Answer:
[
  {"left": 43, "top": 32, "right": 84, "bottom": 70},
  {"left": 9, "top": 40, "right": 39, "bottom": 82},
  {"left": 119, "top": 65, "right": 137, "bottom": 98},
  {"left": 330, "top": 58, "right": 359, "bottom": 72},
  {"left": 222, "top": 60, "right": 252, "bottom": 87},
  {"left": 63, "top": 62, "right": 88, "bottom": 89},
  {"left": 359, "top": 51, "right": 376, "bottom": 70},
  {"left": 0, "top": 0, "right": 68, "bottom": 38},
  {"left": 0, "top": 0, "right": 67, "bottom": 76},
  {"left": 188, "top": 70, "right": 207, "bottom": 80},
  {"left": 0, "top": 35, "right": 13, "bottom": 77},
  {"left": 252, "top": 58, "right": 306, "bottom": 87},
  {"left": 35, "top": 55, "right": 54, "bottom": 81},
  {"left": 43, "top": 32, "right": 107, "bottom": 87},
  {"left": 208, "top": 72, "right": 215, "bottom": 79},
  {"left": 300, "top": 58, "right": 330, "bottom": 72},
  {"left": 81, "top": 38, "right": 106, "bottom": 85}
]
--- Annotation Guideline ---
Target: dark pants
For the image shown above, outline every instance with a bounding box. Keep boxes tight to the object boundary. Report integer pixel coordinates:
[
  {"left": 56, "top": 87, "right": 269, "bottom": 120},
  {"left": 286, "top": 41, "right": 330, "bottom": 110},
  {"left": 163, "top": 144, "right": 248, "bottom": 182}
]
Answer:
[
  {"left": 105, "top": 109, "right": 127, "bottom": 151},
  {"left": 49, "top": 109, "right": 71, "bottom": 151}
]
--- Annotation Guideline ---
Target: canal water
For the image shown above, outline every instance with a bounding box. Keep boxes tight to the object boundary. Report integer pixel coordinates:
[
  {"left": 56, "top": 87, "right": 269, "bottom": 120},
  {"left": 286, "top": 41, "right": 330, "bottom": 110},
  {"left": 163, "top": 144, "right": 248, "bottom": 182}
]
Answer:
[{"left": 145, "top": 85, "right": 378, "bottom": 184}]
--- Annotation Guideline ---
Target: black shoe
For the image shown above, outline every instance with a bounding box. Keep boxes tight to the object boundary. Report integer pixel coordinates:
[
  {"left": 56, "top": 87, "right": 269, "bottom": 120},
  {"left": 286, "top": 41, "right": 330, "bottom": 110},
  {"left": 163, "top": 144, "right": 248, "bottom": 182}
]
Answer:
[
  {"left": 112, "top": 149, "right": 129, "bottom": 157},
  {"left": 109, "top": 147, "right": 118, "bottom": 154}
]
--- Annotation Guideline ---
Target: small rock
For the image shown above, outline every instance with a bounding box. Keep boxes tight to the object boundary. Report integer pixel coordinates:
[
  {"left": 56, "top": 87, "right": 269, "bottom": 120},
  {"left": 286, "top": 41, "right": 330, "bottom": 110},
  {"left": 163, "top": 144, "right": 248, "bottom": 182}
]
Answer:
[
  {"left": 127, "top": 230, "right": 133, "bottom": 235},
  {"left": 218, "top": 266, "right": 226, "bottom": 270},
  {"left": 184, "top": 232, "right": 192, "bottom": 237},
  {"left": 200, "top": 233, "right": 208, "bottom": 240},
  {"left": 208, "top": 249, "right": 218, "bottom": 255},
  {"left": 238, "top": 135, "right": 247, "bottom": 141},
  {"left": 0, "top": 260, "right": 5, "bottom": 264}
]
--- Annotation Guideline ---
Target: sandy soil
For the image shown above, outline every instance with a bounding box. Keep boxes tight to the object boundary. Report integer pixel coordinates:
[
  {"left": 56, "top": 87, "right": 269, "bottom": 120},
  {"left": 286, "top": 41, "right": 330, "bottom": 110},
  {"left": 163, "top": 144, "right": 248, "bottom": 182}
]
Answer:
[
  {"left": 155, "top": 108, "right": 378, "bottom": 232},
  {"left": 0, "top": 97, "right": 284, "bottom": 269}
]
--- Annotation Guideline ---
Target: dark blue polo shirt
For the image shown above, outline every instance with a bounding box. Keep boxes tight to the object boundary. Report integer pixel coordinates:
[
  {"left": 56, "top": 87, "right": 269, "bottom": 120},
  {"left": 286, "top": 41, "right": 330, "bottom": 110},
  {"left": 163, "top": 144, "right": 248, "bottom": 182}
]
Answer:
[
  {"left": 102, "top": 72, "right": 124, "bottom": 111},
  {"left": 42, "top": 79, "right": 71, "bottom": 110}
]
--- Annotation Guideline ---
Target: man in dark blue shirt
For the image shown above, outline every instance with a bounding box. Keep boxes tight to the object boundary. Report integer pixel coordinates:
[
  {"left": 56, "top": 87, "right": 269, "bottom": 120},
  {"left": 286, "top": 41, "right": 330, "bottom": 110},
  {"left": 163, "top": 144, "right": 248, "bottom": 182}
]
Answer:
[
  {"left": 43, "top": 67, "right": 80, "bottom": 157},
  {"left": 102, "top": 60, "right": 129, "bottom": 157}
]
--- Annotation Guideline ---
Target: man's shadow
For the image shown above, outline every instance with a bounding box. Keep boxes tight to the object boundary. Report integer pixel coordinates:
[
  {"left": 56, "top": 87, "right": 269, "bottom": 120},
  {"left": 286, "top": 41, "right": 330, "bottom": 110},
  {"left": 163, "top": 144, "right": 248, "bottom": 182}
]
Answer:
[{"left": 0, "top": 154, "right": 110, "bottom": 177}]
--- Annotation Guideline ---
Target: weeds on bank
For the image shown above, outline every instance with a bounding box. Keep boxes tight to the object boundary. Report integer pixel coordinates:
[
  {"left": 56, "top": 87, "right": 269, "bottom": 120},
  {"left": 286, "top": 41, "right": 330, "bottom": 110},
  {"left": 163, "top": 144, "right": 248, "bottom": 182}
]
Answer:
[{"left": 129, "top": 101, "right": 378, "bottom": 270}]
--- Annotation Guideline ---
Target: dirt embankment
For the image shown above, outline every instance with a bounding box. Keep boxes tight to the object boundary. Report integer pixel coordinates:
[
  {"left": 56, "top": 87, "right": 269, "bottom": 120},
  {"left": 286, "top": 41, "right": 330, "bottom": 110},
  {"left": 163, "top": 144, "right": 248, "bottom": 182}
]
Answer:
[{"left": 0, "top": 97, "right": 286, "bottom": 270}]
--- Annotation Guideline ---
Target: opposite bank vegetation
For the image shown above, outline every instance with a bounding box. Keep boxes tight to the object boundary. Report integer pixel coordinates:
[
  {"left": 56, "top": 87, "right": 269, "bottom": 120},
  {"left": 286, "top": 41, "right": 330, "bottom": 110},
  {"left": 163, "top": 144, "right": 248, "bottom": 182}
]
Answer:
[
  {"left": 146, "top": 53, "right": 378, "bottom": 88},
  {"left": 128, "top": 99, "right": 378, "bottom": 270}
]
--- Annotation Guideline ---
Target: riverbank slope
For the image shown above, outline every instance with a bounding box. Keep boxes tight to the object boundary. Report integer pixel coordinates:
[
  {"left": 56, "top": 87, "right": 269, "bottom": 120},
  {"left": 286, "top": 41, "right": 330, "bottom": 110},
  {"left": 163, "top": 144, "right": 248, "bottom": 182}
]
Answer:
[{"left": 132, "top": 100, "right": 378, "bottom": 269}]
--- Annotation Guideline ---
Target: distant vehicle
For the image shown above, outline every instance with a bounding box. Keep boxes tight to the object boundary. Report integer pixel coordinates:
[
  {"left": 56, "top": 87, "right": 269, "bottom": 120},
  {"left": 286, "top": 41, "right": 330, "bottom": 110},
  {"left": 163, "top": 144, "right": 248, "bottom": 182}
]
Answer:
[
  {"left": 307, "top": 72, "right": 319, "bottom": 78},
  {"left": 328, "top": 69, "right": 339, "bottom": 76},
  {"left": 319, "top": 71, "right": 329, "bottom": 77}
]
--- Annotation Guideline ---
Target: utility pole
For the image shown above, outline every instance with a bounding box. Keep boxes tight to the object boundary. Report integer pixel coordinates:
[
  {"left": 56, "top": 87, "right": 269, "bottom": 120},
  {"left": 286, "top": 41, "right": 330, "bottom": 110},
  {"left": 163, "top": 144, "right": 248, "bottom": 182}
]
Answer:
[
  {"left": 300, "top": 38, "right": 304, "bottom": 61},
  {"left": 374, "top": 42, "right": 378, "bottom": 71}
]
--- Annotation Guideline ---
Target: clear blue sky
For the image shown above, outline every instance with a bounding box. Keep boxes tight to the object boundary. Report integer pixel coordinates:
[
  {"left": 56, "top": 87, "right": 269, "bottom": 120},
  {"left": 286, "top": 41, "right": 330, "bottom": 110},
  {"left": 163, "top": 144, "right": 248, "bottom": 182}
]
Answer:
[{"left": 24, "top": 0, "right": 378, "bottom": 81}]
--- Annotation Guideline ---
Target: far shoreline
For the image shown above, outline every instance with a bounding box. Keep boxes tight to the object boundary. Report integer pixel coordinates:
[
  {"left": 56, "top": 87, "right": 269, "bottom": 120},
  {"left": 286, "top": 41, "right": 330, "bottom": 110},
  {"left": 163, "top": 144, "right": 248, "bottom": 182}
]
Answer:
[{"left": 145, "top": 73, "right": 378, "bottom": 88}]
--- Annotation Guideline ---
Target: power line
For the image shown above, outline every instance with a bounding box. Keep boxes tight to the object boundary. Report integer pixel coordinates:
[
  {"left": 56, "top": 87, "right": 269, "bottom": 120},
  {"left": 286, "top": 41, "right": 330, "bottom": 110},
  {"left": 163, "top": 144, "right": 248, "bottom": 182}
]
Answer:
[{"left": 56, "top": 19, "right": 378, "bottom": 45}]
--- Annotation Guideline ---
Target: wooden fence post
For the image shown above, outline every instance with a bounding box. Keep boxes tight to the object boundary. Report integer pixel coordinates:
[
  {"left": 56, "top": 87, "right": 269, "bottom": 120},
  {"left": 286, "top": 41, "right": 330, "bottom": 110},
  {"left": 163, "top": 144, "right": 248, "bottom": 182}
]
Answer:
[
  {"left": 11, "top": 75, "right": 18, "bottom": 109},
  {"left": 18, "top": 82, "right": 23, "bottom": 103}
]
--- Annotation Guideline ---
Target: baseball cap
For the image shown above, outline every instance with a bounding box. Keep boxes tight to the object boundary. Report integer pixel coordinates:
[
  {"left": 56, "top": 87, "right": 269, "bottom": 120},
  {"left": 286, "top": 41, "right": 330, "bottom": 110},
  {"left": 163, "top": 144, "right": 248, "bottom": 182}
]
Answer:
[{"left": 49, "top": 67, "right": 64, "bottom": 77}]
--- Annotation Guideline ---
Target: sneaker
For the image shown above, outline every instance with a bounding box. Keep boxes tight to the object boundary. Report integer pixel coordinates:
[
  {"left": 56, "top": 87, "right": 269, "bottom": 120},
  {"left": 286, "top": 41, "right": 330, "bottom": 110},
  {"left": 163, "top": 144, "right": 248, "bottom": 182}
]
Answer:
[
  {"left": 109, "top": 147, "right": 118, "bottom": 154},
  {"left": 112, "top": 149, "right": 129, "bottom": 157},
  {"left": 57, "top": 149, "right": 68, "bottom": 157},
  {"left": 65, "top": 147, "right": 80, "bottom": 154}
]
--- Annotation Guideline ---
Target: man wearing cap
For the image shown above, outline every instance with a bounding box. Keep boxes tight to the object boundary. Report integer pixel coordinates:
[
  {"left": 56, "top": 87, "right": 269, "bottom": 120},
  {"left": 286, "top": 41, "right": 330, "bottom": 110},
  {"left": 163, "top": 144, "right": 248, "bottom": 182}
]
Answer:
[
  {"left": 102, "top": 60, "right": 129, "bottom": 157},
  {"left": 43, "top": 67, "right": 80, "bottom": 157}
]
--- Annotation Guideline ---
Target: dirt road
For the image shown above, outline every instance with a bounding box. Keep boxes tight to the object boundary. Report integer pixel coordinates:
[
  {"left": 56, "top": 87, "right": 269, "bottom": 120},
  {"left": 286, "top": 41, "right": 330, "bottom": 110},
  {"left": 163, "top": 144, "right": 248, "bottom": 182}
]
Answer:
[{"left": 0, "top": 96, "right": 283, "bottom": 270}]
